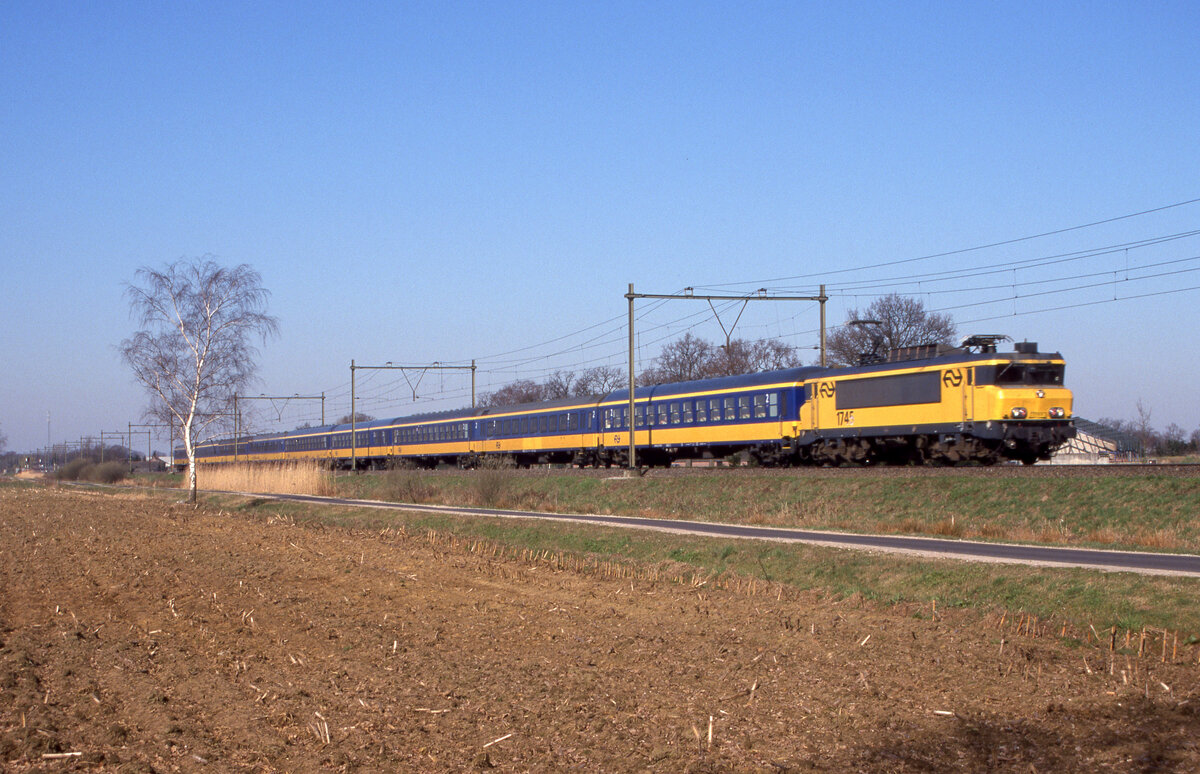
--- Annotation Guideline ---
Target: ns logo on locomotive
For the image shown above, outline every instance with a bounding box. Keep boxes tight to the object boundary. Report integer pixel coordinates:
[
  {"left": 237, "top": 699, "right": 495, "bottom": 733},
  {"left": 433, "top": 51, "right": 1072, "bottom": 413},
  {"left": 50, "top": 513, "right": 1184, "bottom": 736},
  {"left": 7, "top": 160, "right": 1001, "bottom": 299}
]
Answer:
[{"left": 179, "top": 335, "right": 1074, "bottom": 470}]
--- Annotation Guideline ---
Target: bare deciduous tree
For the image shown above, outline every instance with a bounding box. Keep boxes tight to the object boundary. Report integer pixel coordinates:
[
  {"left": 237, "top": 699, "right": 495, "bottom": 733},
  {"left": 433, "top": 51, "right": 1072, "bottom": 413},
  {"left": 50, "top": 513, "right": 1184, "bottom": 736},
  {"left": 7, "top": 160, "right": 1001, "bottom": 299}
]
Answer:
[
  {"left": 639, "top": 333, "right": 715, "bottom": 384},
  {"left": 826, "top": 294, "right": 956, "bottom": 366},
  {"left": 542, "top": 370, "right": 576, "bottom": 399},
  {"left": 706, "top": 338, "right": 803, "bottom": 377},
  {"left": 640, "top": 333, "right": 803, "bottom": 383},
  {"left": 574, "top": 365, "right": 625, "bottom": 395},
  {"left": 120, "top": 258, "right": 278, "bottom": 503},
  {"left": 479, "top": 379, "right": 545, "bottom": 408}
]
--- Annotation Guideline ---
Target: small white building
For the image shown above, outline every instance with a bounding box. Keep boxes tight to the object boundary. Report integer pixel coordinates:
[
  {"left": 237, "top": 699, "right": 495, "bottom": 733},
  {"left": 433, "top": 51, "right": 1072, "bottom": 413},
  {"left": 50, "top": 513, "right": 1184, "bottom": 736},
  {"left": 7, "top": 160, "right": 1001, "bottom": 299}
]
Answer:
[{"left": 1051, "top": 419, "right": 1139, "bottom": 464}]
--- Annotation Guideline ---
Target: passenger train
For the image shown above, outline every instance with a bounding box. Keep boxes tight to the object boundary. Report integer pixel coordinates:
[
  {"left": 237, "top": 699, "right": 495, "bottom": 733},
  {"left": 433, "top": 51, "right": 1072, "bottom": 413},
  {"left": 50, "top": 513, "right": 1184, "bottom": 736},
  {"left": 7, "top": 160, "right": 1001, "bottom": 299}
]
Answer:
[{"left": 176, "top": 337, "right": 1074, "bottom": 470}]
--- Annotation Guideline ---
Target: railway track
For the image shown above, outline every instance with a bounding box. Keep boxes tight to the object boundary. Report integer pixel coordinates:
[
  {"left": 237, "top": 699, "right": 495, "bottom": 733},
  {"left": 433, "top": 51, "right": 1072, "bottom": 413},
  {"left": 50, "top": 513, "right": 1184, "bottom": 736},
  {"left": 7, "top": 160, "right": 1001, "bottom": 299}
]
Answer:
[{"left": 356, "top": 461, "right": 1200, "bottom": 480}]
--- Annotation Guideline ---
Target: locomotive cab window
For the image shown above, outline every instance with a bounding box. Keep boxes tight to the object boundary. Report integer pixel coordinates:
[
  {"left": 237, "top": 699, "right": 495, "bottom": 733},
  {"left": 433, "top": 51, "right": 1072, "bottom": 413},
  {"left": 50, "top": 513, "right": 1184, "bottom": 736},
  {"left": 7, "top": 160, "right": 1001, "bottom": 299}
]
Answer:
[{"left": 983, "top": 363, "right": 1065, "bottom": 386}]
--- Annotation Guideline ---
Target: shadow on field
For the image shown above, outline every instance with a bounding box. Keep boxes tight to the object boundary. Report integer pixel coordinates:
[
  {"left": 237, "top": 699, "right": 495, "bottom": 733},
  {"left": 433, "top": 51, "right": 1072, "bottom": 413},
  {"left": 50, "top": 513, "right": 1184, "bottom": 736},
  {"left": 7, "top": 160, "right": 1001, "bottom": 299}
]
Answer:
[{"left": 849, "top": 697, "right": 1200, "bottom": 772}]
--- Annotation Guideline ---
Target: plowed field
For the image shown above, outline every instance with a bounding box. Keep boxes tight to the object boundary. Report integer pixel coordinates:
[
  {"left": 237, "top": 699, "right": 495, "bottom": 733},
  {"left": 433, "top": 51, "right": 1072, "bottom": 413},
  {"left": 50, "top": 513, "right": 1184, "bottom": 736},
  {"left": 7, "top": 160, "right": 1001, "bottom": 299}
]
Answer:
[{"left": 2, "top": 485, "right": 1198, "bottom": 772}]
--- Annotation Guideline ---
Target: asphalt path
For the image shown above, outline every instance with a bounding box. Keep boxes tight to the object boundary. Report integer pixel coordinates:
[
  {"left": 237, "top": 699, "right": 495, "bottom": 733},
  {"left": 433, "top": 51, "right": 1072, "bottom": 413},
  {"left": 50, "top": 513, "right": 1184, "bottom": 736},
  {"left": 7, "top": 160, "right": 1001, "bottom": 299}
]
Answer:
[{"left": 250, "top": 491, "right": 1200, "bottom": 577}]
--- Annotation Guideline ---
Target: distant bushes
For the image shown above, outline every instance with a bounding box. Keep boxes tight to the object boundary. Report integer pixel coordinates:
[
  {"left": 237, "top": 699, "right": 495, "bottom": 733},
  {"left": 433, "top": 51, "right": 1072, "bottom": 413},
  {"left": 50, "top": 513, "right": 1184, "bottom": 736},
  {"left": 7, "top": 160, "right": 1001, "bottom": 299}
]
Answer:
[
  {"left": 90, "top": 461, "right": 129, "bottom": 484},
  {"left": 51, "top": 459, "right": 128, "bottom": 483}
]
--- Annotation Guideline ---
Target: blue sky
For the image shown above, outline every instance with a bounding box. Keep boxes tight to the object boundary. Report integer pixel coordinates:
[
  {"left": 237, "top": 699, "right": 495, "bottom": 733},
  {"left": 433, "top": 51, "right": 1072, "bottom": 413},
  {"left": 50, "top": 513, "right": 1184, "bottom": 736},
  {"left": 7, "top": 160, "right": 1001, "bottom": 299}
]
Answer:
[{"left": 2, "top": 1, "right": 1199, "bottom": 452}]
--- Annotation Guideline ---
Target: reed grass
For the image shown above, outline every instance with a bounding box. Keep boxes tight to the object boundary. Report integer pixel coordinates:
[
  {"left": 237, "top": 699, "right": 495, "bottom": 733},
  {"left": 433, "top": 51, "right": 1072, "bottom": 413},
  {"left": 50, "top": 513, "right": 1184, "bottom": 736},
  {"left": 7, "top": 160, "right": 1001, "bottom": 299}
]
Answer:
[{"left": 197, "top": 462, "right": 334, "bottom": 496}]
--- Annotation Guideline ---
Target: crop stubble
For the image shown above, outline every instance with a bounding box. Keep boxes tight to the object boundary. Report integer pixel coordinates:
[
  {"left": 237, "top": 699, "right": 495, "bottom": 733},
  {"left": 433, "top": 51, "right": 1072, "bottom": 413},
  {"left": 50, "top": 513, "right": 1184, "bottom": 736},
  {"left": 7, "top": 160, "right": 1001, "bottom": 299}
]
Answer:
[{"left": 1, "top": 485, "right": 1198, "bottom": 772}]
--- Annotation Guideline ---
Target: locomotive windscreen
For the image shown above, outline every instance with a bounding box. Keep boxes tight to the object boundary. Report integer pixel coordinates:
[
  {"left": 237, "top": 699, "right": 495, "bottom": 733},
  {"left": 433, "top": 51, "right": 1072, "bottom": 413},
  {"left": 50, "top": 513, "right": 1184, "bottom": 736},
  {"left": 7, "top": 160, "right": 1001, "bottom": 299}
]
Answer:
[{"left": 980, "top": 363, "right": 1065, "bottom": 386}]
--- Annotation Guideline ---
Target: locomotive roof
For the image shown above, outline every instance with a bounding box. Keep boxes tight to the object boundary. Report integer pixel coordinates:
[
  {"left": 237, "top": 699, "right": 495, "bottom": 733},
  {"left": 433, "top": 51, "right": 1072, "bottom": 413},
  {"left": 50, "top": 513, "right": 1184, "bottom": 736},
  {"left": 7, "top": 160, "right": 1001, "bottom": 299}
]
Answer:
[{"left": 830, "top": 347, "right": 1065, "bottom": 379}]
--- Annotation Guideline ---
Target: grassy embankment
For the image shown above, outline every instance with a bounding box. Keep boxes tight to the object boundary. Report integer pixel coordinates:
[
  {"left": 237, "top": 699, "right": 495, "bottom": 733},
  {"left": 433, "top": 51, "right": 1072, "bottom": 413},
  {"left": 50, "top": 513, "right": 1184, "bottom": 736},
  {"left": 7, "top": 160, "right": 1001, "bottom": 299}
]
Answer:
[
  {"left": 339, "top": 467, "right": 1200, "bottom": 553},
  {"left": 142, "top": 462, "right": 1200, "bottom": 638}
]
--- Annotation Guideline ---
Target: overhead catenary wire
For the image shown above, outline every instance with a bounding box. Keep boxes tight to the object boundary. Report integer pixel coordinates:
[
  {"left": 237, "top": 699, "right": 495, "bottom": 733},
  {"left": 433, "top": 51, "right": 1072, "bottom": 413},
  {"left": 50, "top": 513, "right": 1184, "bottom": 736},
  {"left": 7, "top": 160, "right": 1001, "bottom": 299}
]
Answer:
[
  {"left": 692, "top": 196, "right": 1200, "bottom": 290},
  {"left": 261, "top": 199, "right": 1200, "bottom": 432}
]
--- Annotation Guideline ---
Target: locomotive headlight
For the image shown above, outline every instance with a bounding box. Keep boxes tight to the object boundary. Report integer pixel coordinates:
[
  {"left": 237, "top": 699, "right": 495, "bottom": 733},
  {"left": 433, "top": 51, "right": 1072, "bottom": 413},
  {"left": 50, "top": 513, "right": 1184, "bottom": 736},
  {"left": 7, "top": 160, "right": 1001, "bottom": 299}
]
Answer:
[
  {"left": 1011, "top": 407, "right": 1028, "bottom": 419},
  {"left": 1049, "top": 407, "right": 1066, "bottom": 419}
]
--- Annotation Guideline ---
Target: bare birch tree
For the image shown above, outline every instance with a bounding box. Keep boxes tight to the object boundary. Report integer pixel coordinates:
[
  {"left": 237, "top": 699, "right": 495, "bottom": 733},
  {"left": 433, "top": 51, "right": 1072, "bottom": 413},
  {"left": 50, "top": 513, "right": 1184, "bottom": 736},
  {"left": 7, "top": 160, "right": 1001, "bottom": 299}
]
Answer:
[{"left": 120, "top": 258, "right": 278, "bottom": 503}]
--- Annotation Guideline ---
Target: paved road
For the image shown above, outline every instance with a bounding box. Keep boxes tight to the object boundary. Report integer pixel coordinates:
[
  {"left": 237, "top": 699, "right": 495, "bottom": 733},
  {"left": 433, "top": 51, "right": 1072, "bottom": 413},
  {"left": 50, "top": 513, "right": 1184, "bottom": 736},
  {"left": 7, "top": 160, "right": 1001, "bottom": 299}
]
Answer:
[{"left": 256, "top": 491, "right": 1200, "bottom": 577}]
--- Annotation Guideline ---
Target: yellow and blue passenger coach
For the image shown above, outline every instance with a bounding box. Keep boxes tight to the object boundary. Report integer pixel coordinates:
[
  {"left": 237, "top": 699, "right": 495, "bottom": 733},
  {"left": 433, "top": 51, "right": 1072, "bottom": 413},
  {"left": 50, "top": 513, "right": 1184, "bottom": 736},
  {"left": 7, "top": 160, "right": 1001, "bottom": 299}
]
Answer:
[{"left": 179, "top": 339, "right": 1073, "bottom": 469}]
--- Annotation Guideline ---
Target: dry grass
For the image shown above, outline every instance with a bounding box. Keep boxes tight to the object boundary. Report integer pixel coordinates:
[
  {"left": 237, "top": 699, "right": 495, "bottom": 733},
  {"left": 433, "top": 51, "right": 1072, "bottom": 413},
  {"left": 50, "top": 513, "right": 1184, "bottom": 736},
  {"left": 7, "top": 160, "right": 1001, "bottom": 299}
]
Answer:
[
  {"left": 1132, "top": 527, "right": 1183, "bottom": 550},
  {"left": 197, "top": 462, "right": 334, "bottom": 497},
  {"left": 1085, "top": 526, "right": 1123, "bottom": 545},
  {"left": 377, "top": 469, "right": 438, "bottom": 504}
]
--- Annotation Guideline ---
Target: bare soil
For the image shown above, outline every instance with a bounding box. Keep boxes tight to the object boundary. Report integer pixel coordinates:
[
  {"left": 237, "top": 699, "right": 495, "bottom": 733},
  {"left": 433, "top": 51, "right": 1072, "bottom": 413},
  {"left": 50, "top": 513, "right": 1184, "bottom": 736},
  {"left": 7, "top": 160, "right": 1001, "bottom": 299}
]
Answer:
[{"left": 2, "top": 485, "right": 1198, "bottom": 772}]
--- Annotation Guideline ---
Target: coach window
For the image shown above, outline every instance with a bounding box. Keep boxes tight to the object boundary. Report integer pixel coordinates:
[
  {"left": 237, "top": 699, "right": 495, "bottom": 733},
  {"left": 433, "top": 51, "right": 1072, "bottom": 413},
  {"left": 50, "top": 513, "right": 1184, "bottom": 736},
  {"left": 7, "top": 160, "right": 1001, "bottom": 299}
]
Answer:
[
  {"left": 635, "top": 406, "right": 646, "bottom": 427},
  {"left": 568, "top": 413, "right": 579, "bottom": 431},
  {"left": 722, "top": 397, "right": 734, "bottom": 421},
  {"left": 682, "top": 401, "right": 693, "bottom": 423},
  {"left": 695, "top": 400, "right": 707, "bottom": 423},
  {"left": 738, "top": 396, "right": 751, "bottom": 420},
  {"left": 669, "top": 402, "right": 681, "bottom": 424},
  {"left": 657, "top": 404, "right": 668, "bottom": 426},
  {"left": 769, "top": 392, "right": 780, "bottom": 418},
  {"left": 754, "top": 394, "right": 767, "bottom": 419}
]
